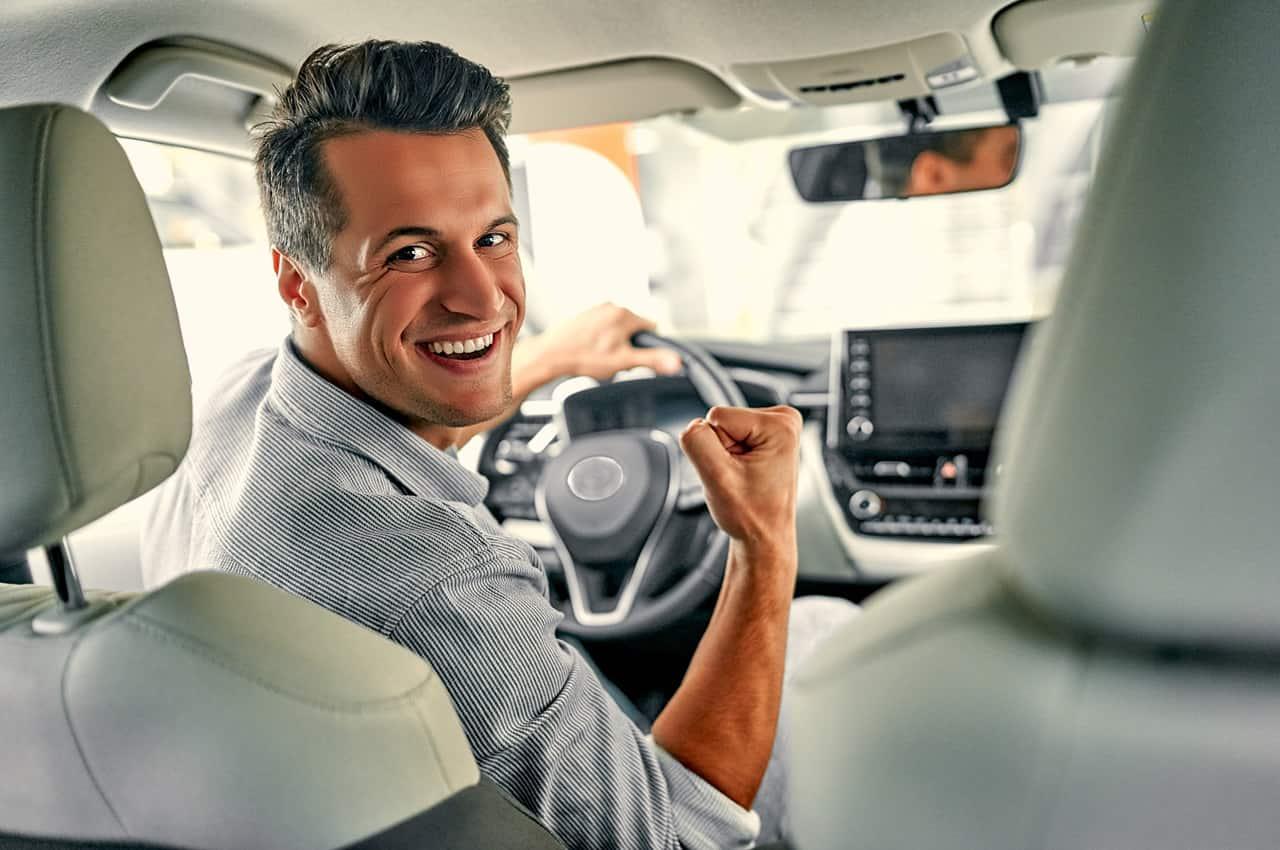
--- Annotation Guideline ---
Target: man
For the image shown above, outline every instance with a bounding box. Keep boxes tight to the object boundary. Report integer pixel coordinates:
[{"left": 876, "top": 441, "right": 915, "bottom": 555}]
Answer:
[
  {"left": 142, "top": 40, "right": 846, "bottom": 849},
  {"left": 887, "top": 124, "right": 1020, "bottom": 197}
]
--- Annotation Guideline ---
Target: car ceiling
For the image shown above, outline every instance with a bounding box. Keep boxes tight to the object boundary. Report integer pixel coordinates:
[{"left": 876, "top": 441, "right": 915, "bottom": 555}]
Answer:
[{"left": 1, "top": 0, "right": 1014, "bottom": 110}]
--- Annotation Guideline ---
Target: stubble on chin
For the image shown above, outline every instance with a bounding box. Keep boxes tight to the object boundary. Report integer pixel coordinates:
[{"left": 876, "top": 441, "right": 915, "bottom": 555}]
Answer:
[{"left": 418, "top": 378, "right": 513, "bottom": 428}]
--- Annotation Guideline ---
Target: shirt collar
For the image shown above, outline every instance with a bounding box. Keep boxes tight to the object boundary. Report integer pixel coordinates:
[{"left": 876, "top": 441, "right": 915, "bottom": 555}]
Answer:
[{"left": 265, "top": 340, "right": 489, "bottom": 506}]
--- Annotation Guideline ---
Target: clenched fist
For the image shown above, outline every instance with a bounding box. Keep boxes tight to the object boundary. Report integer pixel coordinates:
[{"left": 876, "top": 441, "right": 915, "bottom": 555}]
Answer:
[{"left": 679, "top": 405, "right": 803, "bottom": 557}]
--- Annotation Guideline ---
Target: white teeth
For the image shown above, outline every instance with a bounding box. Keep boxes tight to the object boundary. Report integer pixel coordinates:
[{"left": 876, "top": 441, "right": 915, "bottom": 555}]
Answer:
[{"left": 426, "top": 333, "right": 496, "bottom": 357}]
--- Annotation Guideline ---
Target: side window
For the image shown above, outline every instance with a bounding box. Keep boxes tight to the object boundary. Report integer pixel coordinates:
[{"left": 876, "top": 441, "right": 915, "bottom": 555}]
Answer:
[{"left": 120, "top": 140, "right": 287, "bottom": 403}]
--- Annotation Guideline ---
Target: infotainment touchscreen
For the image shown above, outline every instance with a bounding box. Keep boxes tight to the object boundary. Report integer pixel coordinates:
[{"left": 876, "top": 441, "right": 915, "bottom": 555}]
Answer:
[
  {"left": 873, "top": 333, "right": 1023, "bottom": 434},
  {"left": 830, "top": 323, "right": 1029, "bottom": 451}
]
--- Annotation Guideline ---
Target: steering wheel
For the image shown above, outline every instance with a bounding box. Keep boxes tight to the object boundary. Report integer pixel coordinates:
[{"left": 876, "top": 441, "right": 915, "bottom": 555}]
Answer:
[{"left": 538, "top": 332, "right": 745, "bottom": 639}]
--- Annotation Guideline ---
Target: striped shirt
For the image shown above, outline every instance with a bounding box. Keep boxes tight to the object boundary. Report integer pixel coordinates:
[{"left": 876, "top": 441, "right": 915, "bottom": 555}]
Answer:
[{"left": 140, "top": 341, "right": 759, "bottom": 850}]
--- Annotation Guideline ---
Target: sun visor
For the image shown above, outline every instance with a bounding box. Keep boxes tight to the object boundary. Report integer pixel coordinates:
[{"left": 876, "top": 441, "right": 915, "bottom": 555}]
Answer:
[
  {"left": 994, "top": 0, "right": 1157, "bottom": 68},
  {"left": 729, "top": 33, "right": 981, "bottom": 108},
  {"left": 507, "top": 58, "right": 740, "bottom": 134},
  {"left": 93, "top": 39, "right": 292, "bottom": 158}
]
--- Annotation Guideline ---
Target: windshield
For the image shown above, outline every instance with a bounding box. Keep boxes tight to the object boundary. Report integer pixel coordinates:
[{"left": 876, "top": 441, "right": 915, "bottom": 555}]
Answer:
[{"left": 510, "top": 60, "right": 1123, "bottom": 341}]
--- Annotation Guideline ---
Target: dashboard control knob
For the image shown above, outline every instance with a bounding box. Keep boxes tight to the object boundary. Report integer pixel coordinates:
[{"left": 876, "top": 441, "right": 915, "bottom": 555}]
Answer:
[
  {"left": 848, "top": 489, "right": 883, "bottom": 520},
  {"left": 846, "top": 415, "right": 874, "bottom": 440}
]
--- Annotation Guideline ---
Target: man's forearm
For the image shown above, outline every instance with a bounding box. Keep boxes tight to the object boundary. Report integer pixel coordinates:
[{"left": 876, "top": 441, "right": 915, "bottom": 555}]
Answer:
[{"left": 651, "top": 536, "right": 797, "bottom": 809}]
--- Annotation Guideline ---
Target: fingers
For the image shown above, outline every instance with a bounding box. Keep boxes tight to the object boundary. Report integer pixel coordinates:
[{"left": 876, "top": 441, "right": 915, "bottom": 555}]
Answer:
[
  {"left": 679, "top": 418, "right": 731, "bottom": 478},
  {"left": 704, "top": 405, "right": 802, "bottom": 447},
  {"left": 632, "top": 346, "right": 682, "bottom": 375},
  {"left": 604, "top": 302, "right": 655, "bottom": 335}
]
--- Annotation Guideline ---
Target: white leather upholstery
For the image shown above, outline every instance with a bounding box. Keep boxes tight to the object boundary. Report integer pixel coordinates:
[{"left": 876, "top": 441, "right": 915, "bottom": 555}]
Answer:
[
  {"left": 992, "top": 0, "right": 1280, "bottom": 649},
  {"left": 789, "top": 2, "right": 1280, "bottom": 847},
  {"left": 0, "top": 572, "right": 480, "bottom": 848},
  {"left": 0, "top": 104, "right": 190, "bottom": 559}
]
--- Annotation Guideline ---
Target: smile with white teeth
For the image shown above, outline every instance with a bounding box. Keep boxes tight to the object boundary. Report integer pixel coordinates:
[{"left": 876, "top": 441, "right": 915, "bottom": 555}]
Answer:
[{"left": 424, "top": 332, "right": 495, "bottom": 360}]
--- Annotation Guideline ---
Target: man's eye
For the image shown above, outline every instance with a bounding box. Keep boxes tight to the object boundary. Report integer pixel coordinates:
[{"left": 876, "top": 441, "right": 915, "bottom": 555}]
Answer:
[
  {"left": 389, "top": 245, "right": 432, "bottom": 265},
  {"left": 477, "top": 232, "right": 510, "bottom": 249}
]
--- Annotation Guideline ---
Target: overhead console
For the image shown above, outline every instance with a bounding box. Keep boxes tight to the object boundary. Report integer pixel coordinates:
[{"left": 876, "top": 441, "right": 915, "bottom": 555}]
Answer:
[
  {"left": 730, "top": 32, "right": 982, "bottom": 108},
  {"left": 825, "top": 323, "right": 1029, "bottom": 541}
]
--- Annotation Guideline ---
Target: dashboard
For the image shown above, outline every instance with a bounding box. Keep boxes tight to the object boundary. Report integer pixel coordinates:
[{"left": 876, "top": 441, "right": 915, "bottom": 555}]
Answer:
[
  {"left": 477, "top": 323, "right": 1030, "bottom": 584},
  {"left": 825, "top": 323, "right": 1028, "bottom": 542}
]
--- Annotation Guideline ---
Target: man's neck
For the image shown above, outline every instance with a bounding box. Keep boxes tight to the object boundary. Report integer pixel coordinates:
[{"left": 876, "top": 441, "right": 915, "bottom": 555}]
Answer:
[{"left": 288, "top": 332, "right": 464, "bottom": 452}]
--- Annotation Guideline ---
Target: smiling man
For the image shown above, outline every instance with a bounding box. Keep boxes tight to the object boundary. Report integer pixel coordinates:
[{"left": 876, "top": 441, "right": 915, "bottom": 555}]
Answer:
[{"left": 141, "top": 40, "right": 849, "bottom": 850}]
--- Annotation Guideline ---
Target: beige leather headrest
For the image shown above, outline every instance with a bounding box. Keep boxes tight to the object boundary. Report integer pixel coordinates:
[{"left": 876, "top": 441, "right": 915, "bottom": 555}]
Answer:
[
  {"left": 0, "top": 104, "right": 190, "bottom": 556},
  {"left": 993, "top": 0, "right": 1280, "bottom": 650}
]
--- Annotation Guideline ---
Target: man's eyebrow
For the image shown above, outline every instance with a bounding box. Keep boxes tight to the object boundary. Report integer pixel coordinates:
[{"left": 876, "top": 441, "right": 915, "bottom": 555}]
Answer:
[{"left": 487, "top": 214, "right": 520, "bottom": 231}]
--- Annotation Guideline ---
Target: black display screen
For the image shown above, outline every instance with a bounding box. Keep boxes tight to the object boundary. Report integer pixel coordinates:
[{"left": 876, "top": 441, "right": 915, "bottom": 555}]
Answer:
[{"left": 870, "top": 328, "right": 1024, "bottom": 439}]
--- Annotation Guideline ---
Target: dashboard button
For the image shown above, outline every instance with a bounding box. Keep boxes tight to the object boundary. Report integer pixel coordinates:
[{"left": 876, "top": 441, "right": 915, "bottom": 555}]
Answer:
[
  {"left": 848, "top": 489, "right": 883, "bottom": 520},
  {"left": 872, "top": 461, "right": 911, "bottom": 478},
  {"left": 846, "top": 416, "right": 874, "bottom": 441},
  {"left": 850, "top": 393, "right": 871, "bottom": 409},
  {"left": 849, "top": 375, "right": 871, "bottom": 392},
  {"left": 850, "top": 358, "right": 870, "bottom": 374},
  {"left": 850, "top": 339, "right": 870, "bottom": 356}
]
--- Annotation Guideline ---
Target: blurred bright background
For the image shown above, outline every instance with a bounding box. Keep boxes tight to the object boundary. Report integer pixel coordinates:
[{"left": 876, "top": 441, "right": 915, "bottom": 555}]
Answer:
[{"left": 120, "top": 58, "right": 1118, "bottom": 404}]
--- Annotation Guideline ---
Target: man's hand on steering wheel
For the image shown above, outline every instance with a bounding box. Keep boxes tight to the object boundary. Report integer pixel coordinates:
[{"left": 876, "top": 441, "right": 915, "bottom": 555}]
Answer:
[{"left": 522, "top": 303, "right": 683, "bottom": 382}]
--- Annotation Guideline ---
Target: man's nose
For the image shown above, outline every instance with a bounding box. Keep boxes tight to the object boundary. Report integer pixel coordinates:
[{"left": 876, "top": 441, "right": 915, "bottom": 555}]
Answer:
[{"left": 437, "top": 247, "right": 507, "bottom": 318}]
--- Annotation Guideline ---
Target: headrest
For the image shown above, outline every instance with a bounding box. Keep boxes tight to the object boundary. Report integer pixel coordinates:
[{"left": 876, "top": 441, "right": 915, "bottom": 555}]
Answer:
[
  {"left": 993, "top": 0, "right": 1280, "bottom": 651},
  {"left": 0, "top": 105, "right": 190, "bottom": 557}
]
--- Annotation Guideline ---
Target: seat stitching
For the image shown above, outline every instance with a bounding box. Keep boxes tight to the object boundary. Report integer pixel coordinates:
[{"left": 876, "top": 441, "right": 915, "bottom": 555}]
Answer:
[
  {"left": 32, "top": 106, "right": 79, "bottom": 514},
  {"left": 409, "top": 688, "right": 463, "bottom": 795},
  {"left": 62, "top": 612, "right": 132, "bottom": 835},
  {"left": 120, "top": 610, "right": 438, "bottom": 713}
]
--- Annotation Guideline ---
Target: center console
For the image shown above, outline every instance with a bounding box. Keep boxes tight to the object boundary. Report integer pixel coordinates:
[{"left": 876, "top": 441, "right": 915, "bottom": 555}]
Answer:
[{"left": 826, "top": 323, "right": 1029, "bottom": 540}]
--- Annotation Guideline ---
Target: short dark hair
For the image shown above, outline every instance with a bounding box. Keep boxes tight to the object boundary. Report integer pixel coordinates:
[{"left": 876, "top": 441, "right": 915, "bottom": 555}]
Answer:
[
  {"left": 254, "top": 40, "right": 512, "bottom": 273},
  {"left": 876, "top": 127, "right": 993, "bottom": 196}
]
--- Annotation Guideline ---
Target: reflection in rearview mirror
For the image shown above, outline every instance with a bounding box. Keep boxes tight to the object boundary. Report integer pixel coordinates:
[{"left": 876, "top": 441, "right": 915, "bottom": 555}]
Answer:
[{"left": 789, "top": 123, "right": 1021, "bottom": 202}]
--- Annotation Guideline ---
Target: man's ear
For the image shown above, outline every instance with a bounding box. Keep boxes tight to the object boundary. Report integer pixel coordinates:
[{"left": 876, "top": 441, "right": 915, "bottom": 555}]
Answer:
[
  {"left": 906, "top": 151, "right": 953, "bottom": 197},
  {"left": 274, "top": 249, "right": 323, "bottom": 328}
]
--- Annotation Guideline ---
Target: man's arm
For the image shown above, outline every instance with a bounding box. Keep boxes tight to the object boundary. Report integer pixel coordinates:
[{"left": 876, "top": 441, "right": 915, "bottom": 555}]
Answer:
[
  {"left": 451, "top": 303, "right": 681, "bottom": 447},
  {"left": 651, "top": 405, "right": 803, "bottom": 808}
]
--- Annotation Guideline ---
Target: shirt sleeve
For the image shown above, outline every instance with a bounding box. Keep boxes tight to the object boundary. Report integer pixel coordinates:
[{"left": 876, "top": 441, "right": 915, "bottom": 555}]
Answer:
[{"left": 389, "top": 552, "right": 760, "bottom": 850}]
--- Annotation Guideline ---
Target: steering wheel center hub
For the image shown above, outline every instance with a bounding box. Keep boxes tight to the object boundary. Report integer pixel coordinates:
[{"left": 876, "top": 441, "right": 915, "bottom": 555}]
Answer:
[
  {"left": 539, "top": 431, "right": 672, "bottom": 566},
  {"left": 566, "top": 455, "right": 626, "bottom": 501}
]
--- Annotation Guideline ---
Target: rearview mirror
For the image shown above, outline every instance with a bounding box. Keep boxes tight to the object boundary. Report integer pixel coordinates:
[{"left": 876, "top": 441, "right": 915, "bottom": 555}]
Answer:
[{"left": 789, "top": 123, "right": 1021, "bottom": 202}]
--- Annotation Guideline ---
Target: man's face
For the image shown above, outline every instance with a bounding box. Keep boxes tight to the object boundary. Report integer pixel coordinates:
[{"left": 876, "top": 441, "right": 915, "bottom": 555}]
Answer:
[
  {"left": 303, "top": 128, "right": 523, "bottom": 429},
  {"left": 905, "top": 125, "right": 1020, "bottom": 196}
]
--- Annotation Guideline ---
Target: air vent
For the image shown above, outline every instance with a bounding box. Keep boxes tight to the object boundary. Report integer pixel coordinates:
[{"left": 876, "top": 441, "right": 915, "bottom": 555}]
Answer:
[{"left": 799, "top": 73, "right": 906, "bottom": 94}]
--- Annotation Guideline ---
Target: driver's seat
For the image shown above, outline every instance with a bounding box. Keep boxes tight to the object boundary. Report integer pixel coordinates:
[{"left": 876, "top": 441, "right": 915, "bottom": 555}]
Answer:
[
  {"left": 788, "top": 3, "right": 1280, "bottom": 849},
  {"left": 0, "top": 104, "right": 560, "bottom": 849}
]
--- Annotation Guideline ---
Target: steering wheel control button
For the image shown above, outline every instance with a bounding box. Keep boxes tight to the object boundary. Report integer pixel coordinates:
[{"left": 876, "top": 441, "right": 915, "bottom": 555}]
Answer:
[
  {"left": 567, "top": 456, "right": 625, "bottom": 502},
  {"left": 849, "top": 489, "right": 883, "bottom": 520},
  {"left": 846, "top": 415, "right": 874, "bottom": 440}
]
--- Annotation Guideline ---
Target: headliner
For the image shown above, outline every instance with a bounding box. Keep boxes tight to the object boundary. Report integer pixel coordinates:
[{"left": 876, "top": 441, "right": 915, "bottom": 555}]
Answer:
[{"left": 0, "top": 0, "right": 1013, "bottom": 111}]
